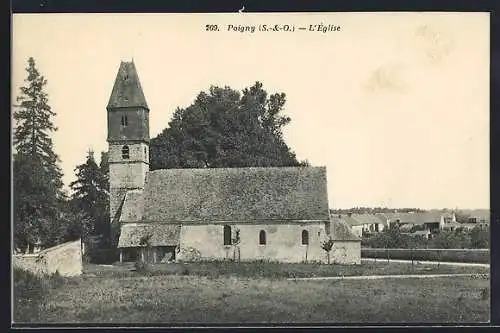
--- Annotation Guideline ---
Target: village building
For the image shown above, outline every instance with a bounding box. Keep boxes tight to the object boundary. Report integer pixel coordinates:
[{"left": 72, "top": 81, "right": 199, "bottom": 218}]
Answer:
[
  {"left": 335, "top": 213, "right": 388, "bottom": 238},
  {"left": 106, "top": 61, "right": 361, "bottom": 264},
  {"left": 459, "top": 209, "right": 490, "bottom": 230},
  {"left": 385, "top": 211, "right": 457, "bottom": 236}
]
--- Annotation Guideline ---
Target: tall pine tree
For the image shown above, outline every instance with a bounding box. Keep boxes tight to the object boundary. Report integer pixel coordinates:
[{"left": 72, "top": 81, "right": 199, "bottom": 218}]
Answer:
[
  {"left": 70, "top": 150, "right": 110, "bottom": 244},
  {"left": 99, "top": 151, "right": 110, "bottom": 244},
  {"left": 13, "top": 57, "right": 64, "bottom": 253}
]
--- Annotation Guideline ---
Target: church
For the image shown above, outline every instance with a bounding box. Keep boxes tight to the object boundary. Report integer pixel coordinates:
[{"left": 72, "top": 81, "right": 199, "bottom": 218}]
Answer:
[{"left": 106, "top": 61, "right": 361, "bottom": 264}]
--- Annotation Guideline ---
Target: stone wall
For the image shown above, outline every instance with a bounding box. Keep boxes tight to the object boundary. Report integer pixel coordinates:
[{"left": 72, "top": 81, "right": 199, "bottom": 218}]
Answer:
[
  {"left": 109, "top": 161, "right": 148, "bottom": 190},
  {"left": 331, "top": 241, "right": 361, "bottom": 264},
  {"left": 178, "top": 223, "right": 361, "bottom": 264},
  {"left": 13, "top": 240, "right": 83, "bottom": 277}
]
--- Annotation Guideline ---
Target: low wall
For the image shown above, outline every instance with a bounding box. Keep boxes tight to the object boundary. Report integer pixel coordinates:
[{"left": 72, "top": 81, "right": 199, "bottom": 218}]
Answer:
[
  {"left": 361, "top": 248, "right": 490, "bottom": 264},
  {"left": 13, "top": 240, "right": 83, "bottom": 276}
]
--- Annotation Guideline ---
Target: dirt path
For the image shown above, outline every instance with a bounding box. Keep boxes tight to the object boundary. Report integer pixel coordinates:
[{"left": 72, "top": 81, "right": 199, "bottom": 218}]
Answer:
[
  {"left": 361, "top": 258, "right": 489, "bottom": 268},
  {"left": 288, "top": 273, "right": 489, "bottom": 281}
]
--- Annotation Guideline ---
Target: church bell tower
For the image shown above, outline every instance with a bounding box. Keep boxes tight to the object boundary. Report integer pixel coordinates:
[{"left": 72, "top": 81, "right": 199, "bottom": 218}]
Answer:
[{"left": 106, "top": 60, "right": 150, "bottom": 243}]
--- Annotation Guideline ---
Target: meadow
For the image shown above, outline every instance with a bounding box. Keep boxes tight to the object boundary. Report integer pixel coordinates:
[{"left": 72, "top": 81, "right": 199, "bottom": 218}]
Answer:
[
  {"left": 14, "top": 261, "right": 490, "bottom": 324},
  {"left": 84, "top": 260, "right": 489, "bottom": 278},
  {"left": 361, "top": 248, "right": 490, "bottom": 264}
]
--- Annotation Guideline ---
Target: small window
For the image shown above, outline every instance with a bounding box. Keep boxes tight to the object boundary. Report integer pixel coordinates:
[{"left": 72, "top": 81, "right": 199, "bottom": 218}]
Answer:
[
  {"left": 121, "top": 115, "right": 128, "bottom": 126},
  {"left": 301, "top": 230, "right": 309, "bottom": 245},
  {"left": 223, "top": 225, "right": 232, "bottom": 246},
  {"left": 144, "top": 147, "right": 147, "bottom": 159},
  {"left": 122, "top": 145, "right": 130, "bottom": 159},
  {"left": 259, "top": 230, "right": 266, "bottom": 245}
]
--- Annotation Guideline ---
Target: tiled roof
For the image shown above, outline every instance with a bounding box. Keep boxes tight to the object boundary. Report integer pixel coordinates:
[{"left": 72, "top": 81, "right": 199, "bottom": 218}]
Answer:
[
  {"left": 390, "top": 212, "right": 447, "bottom": 225},
  {"left": 330, "top": 214, "right": 386, "bottom": 227},
  {"left": 107, "top": 61, "right": 149, "bottom": 110},
  {"left": 339, "top": 216, "right": 362, "bottom": 227},
  {"left": 329, "top": 217, "right": 361, "bottom": 241},
  {"left": 118, "top": 223, "right": 181, "bottom": 248},
  {"left": 350, "top": 214, "right": 383, "bottom": 225},
  {"left": 374, "top": 213, "right": 390, "bottom": 224},
  {"left": 140, "top": 167, "right": 330, "bottom": 222},
  {"left": 119, "top": 190, "right": 144, "bottom": 222}
]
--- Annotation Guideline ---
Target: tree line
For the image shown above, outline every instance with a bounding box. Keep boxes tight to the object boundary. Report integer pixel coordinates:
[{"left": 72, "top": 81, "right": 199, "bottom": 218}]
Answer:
[
  {"left": 362, "top": 224, "right": 489, "bottom": 249},
  {"left": 13, "top": 57, "right": 305, "bottom": 253}
]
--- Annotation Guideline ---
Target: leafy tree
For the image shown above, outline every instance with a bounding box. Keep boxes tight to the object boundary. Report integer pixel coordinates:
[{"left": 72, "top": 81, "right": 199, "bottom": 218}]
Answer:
[
  {"left": 321, "top": 236, "right": 335, "bottom": 264},
  {"left": 429, "top": 229, "right": 471, "bottom": 249},
  {"left": 363, "top": 226, "right": 428, "bottom": 249},
  {"left": 98, "top": 151, "right": 110, "bottom": 244},
  {"left": 470, "top": 226, "right": 489, "bottom": 249},
  {"left": 13, "top": 57, "right": 64, "bottom": 253},
  {"left": 232, "top": 227, "right": 241, "bottom": 262},
  {"left": 150, "top": 82, "right": 307, "bottom": 170},
  {"left": 99, "top": 151, "right": 109, "bottom": 183},
  {"left": 69, "top": 150, "right": 110, "bottom": 243}
]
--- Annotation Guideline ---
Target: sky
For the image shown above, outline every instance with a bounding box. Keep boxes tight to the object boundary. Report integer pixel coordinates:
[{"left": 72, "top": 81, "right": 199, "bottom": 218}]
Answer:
[{"left": 12, "top": 12, "right": 490, "bottom": 209}]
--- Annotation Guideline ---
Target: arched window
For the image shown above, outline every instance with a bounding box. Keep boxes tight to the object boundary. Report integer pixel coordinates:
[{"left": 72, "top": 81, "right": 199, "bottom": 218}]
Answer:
[
  {"left": 122, "top": 145, "right": 130, "bottom": 159},
  {"left": 259, "top": 230, "right": 266, "bottom": 245},
  {"left": 121, "top": 115, "right": 128, "bottom": 126},
  {"left": 223, "top": 225, "right": 232, "bottom": 245},
  {"left": 301, "top": 230, "right": 309, "bottom": 245}
]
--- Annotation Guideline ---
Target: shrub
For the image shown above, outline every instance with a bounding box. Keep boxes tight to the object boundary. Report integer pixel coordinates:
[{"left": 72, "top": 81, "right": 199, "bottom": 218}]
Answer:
[
  {"left": 134, "top": 261, "right": 152, "bottom": 275},
  {"left": 13, "top": 267, "right": 65, "bottom": 322},
  {"left": 470, "top": 227, "right": 489, "bottom": 249}
]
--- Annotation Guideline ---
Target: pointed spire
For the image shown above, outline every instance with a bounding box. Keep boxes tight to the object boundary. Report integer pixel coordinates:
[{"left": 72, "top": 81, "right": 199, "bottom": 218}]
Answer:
[{"left": 107, "top": 61, "right": 149, "bottom": 110}]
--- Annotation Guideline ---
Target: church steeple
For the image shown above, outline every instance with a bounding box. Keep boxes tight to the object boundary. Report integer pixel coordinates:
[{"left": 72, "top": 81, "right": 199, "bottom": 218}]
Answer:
[
  {"left": 106, "top": 61, "right": 150, "bottom": 245},
  {"left": 106, "top": 61, "right": 150, "bottom": 143},
  {"left": 107, "top": 61, "right": 149, "bottom": 110}
]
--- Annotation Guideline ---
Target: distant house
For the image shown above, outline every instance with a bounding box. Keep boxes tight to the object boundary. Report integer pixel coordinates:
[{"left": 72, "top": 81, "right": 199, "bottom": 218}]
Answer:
[
  {"left": 463, "top": 209, "right": 490, "bottom": 229},
  {"left": 385, "top": 211, "right": 456, "bottom": 236},
  {"left": 336, "top": 213, "right": 387, "bottom": 238},
  {"left": 401, "top": 229, "right": 432, "bottom": 240},
  {"left": 413, "top": 229, "right": 432, "bottom": 239}
]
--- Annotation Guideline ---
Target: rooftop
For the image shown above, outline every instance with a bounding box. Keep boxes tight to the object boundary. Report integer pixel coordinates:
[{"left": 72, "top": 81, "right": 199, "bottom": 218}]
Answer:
[
  {"left": 107, "top": 61, "right": 149, "bottom": 110},
  {"left": 134, "top": 166, "right": 330, "bottom": 223}
]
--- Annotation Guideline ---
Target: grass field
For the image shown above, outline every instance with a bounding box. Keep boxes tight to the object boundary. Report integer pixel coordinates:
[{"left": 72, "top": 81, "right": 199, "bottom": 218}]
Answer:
[
  {"left": 83, "top": 260, "right": 490, "bottom": 278},
  {"left": 32, "top": 274, "right": 489, "bottom": 323},
  {"left": 14, "top": 261, "right": 490, "bottom": 324}
]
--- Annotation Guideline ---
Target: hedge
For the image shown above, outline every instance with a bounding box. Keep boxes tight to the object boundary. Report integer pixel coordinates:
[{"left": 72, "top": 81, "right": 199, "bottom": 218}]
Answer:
[{"left": 361, "top": 248, "right": 490, "bottom": 264}]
